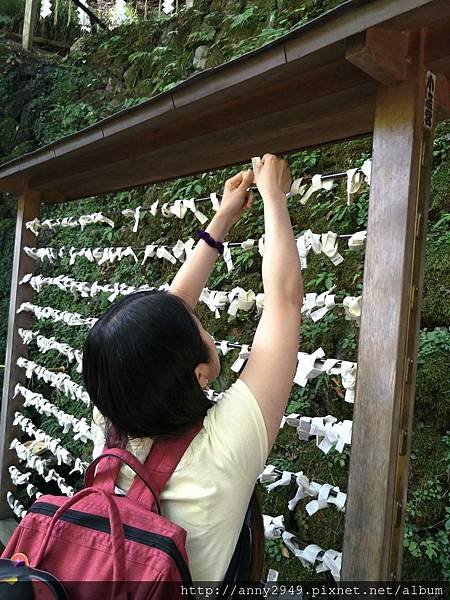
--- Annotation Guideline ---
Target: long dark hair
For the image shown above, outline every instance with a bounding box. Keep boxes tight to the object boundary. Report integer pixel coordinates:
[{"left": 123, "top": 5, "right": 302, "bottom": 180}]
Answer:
[{"left": 83, "top": 290, "right": 213, "bottom": 441}]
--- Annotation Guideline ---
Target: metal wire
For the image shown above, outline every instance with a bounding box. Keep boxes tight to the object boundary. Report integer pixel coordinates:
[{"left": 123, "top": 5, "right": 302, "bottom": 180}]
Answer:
[{"left": 107, "top": 169, "right": 359, "bottom": 215}]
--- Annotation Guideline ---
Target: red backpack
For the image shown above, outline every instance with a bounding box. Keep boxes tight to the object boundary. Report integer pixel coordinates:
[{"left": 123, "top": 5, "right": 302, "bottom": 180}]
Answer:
[{"left": 1, "top": 425, "right": 201, "bottom": 600}]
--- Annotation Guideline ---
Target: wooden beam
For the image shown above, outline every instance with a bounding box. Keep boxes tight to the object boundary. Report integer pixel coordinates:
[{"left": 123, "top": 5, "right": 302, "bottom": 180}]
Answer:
[
  {"left": 424, "top": 20, "right": 450, "bottom": 74},
  {"left": 435, "top": 74, "right": 450, "bottom": 117},
  {"left": 3, "top": 1, "right": 450, "bottom": 202},
  {"left": 342, "top": 37, "right": 436, "bottom": 579},
  {"left": 22, "top": 0, "right": 39, "bottom": 52},
  {"left": 3, "top": 31, "right": 71, "bottom": 50},
  {"left": 346, "top": 27, "right": 411, "bottom": 85},
  {"left": 0, "top": 189, "right": 40, "bottom": 518}
]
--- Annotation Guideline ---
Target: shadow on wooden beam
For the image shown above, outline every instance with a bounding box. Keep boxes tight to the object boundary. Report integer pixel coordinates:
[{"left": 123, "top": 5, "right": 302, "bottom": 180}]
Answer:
[{"left": 346, "top": 28, "right": 411, "bottom": 85}]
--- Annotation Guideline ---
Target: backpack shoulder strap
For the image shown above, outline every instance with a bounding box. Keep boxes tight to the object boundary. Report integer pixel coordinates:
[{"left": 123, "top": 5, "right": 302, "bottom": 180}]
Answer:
[
  {"left": 126, "top": 422, "right": 202, "bottom": 506},
  {"left": 85, "top": 447, "right": 162, "bottom": 513}
]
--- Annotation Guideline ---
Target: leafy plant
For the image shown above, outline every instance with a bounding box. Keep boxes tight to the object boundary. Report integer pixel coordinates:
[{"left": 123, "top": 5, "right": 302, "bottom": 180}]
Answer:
[
  {"left": 227, "top": 6, "right": 257, "bottom": 31},
  {"left": 305, "top": 271, "right": 334, "bottom": 290},
  {"left": 265, "top": 539, "right": 284, "bottom": 562},
  {"left": 418, "top": 327, "right": 450, "bottom": 364}
]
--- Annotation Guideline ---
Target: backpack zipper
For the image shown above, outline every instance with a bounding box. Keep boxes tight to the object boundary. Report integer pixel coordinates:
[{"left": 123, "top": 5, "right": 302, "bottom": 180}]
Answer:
[{"left": 30, "top": 501, "right": 193, "bottom": 586}]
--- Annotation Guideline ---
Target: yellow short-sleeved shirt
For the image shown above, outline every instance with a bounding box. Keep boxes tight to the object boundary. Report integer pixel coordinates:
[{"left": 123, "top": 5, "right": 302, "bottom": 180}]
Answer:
[{"left": 91, "top": 378, "right": 269, "bottom": 581}]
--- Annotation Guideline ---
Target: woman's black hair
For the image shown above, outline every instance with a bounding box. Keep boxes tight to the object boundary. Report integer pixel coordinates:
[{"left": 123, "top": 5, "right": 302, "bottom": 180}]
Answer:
[{"left": 83, "top": 290, "right": 213, "bottom": 442}]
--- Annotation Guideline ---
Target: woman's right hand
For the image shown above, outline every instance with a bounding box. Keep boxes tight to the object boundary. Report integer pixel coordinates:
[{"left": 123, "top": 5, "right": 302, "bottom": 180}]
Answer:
[{"left": 253, "top": 154, "right": 291, "bottom": 200}]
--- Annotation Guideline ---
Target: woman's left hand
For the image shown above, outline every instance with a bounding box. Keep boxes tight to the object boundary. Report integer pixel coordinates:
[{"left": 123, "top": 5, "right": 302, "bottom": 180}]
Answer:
[{"left": 217, "top": 170, "right": 254, "bottom": 227}]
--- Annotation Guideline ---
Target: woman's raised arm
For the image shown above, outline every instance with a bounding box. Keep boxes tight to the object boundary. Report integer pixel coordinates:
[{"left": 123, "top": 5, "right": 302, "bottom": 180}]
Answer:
[
  {"left": 240, "top": 155, "right": 303, "bottom": 451},
  {"left": 169, "top": 170, "right": 254, "bottom": 309}
]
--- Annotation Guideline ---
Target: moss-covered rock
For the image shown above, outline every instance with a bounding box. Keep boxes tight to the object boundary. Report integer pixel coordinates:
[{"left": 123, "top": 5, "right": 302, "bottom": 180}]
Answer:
[{"left": 422, "top": 237, "right": 450, "bottom": 327}]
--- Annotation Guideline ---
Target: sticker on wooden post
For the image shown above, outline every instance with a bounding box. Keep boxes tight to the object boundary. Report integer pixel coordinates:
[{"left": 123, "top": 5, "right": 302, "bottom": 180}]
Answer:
[{"left": 424, "top": 71, "right": 436, "bottom": 129}]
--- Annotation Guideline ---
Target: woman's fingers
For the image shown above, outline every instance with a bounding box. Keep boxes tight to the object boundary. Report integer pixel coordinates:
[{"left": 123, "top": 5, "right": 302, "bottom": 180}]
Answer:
[
  {"left": 224, "top": 171, "right": 243, "bottom": 191},
  {"left": 238, "top": 169, "right": 254, "bottom": 191},
  {"left": 246, "top": 191, "right": 254, "bottom": 208}
]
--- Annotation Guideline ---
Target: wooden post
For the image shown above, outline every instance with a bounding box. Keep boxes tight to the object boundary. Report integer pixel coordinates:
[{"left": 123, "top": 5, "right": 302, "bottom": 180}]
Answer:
[
  {"left": 22, "top": 0, "right": 39, "bottom": 52},
  {"left": 342, "top": 38, "right": 437, "bottom": 580},
  {"left": 0, "top": 189, "right": 40, "bottom": 518}
]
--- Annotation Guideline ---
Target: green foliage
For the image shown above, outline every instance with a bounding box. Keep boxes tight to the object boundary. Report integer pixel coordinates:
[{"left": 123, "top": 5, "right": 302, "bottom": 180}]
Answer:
[
  {"left": 404, "top": 432, "right": 450, "bottom": 579},
  {"left": 305, "top": 271, "right": 334, "bottom": 290},
  {"left": 227, "top": 6, "right": 257, "bottom": 31},
  {"left": 265, "top": 538, "right": 284, "bottom": 563},
  {"left": 415, "top": 328, "right": 450, "bottom": 429},
  {"left": 418, "top": 327, "right": 450, "bottom": 362},
  {"left": 422, "top": 236, "right": 450, "bottom": 327},
  {"left": 0, "top": 0, "right": 25, "bottom": 28},
  {"left": 186, "top": 25, "right": 216, "bottom": 45},
  {"left": 0, "top": 0, "right": 84, "bottom": 40}
]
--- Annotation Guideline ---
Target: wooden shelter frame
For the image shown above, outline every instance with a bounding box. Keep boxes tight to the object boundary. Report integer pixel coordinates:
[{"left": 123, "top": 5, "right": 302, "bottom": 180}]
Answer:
[{"left": 1, "top": 0, "right": 450, "bottom": 581}]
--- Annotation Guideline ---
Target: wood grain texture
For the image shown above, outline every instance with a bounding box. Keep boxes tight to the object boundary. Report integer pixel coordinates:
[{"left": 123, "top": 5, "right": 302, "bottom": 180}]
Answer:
[
  {"left": 346, "top": 28, "right": 411, "bottom": 85},
  {"left": 2, "top": 1, "right": 450, "bottom": 202},
  {"left": 0, "top": 190, "right": 40, "bottom": 518},
  {"left": 435, "top": 74, "right": 450, "bottom": 117},
  {"left": 22, "top": 0, "right": 38, "bottom": 52},
  {"left": 424, "top": 20, "right": 450, "bottom": 75},
  {"left": 342, "top": 45, "right": 435, "bottom": 579}
]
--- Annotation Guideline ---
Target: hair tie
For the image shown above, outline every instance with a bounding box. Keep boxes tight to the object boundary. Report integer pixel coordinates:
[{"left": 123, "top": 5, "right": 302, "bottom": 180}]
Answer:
[{"left": 196, "top": 230, "right": 224, "bottom": 254}]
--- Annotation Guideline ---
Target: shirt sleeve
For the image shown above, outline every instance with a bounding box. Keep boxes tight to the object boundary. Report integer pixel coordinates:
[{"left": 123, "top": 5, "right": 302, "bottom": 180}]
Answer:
[
  {"left": 91, "top": 406, "right": 106, "bottom": 459},
  {"left": 202, "top": 378, "right": 269, "bottom": 484}
]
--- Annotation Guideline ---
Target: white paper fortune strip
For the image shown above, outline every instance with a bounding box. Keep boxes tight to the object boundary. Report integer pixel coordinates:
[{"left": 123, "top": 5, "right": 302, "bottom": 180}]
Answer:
[
  {"left": 287, "top": 414, "right": 352, "bottom": 454},
  {"left": 19, "top": 274, "right": 169, "bottom": 304},
  {"left": 18, "top": 329, "right": 83, "bottom": 373},
  {"left": 13, "top": 412, "right": 74, "bottom": 466},
  {"left": 338, "top": 361, "right": 357, "bottom": 403},
  {"left": 10, "top": 438, "right": 50, "bottom": 476},
  {"left": 298, "top": 227, "right": 346, "bottom": 260},
  {"left": 69, "top": 458, "right": 89, "bottom": 476},
  {"left": 14, "top": 384, "right": 92, "bottom": 443},
  {"left": 7, "top": 491, "right": 27, "bottom": 519},
  {"left": 9, "top": 464, "right": 42, "bottom": 501},
  {"left": 298, "top": 174, "right": 335, "bottom": 205},
  {"left": 347, "top": 230, "right": 367, "bottom": 249},
  {"left": 10, "top": 438, "right": 76, "bottom": 496},
  {"left": 26, "top": 212, "right": 114, "bottom": 236},
  {"left": 296, "top": 229, "right": 366, "bottom": 270},
  {"left": 17, "top": 302, "right": 97, "bottom": 328},
  {"left": 69, "top": 246, "right": 139, "bottom": 266},
  {"left": 17, "top": 357, "right": 90, "bottom": 406},
  {"left": 24, "top": 227, "right": 365, "bottom": 273},
  {"left": 343, "top": 296, "right": 362, "bottom": 322},
  {"left": 346, "top": 159, "right": 371, "bottom": 204},
  {"left": 24, "top": 246, "right": 58, "bottom": 262},
  {"left": 19, "top": 275, "right": 350, "bottom": 321},
  {"left": 9, "top": 465, "right": 31, "bottom": 486},
  {"left": 301, "top": 286, "right": 337, "bottom": 322},
  {"left": 230, "top": 344, "right": 251, "bottom": 373},
  {"left": 216, "top": 340, "right": 356, "bottom": 399},
  {"left": 259, "top": 466, "right": 346, "bottom": 514},
  {"left": 160, "top": 198, "right": 208, "bottom": 224},
  {"left": 281, "top": 531, "right": 341, "bottom": 582},
  {"left": 263, "top": 514, "right": 285, "bottom": 540}
]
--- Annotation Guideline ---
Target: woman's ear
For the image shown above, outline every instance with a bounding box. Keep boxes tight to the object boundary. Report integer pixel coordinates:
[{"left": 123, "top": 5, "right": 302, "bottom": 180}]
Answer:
[{"left": 194, "top": 363, "right": 210, "bottom": 389}]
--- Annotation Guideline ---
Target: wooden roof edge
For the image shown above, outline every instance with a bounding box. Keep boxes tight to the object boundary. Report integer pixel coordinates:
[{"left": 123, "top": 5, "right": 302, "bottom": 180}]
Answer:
[{"left": 0, "top": 0, "right": 444, "bottom": 182}]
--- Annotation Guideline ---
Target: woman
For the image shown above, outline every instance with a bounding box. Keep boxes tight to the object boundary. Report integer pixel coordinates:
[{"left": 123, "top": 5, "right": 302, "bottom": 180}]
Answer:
[{"left": 84, "top": 154, "right": 303, "bottom": 582}]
